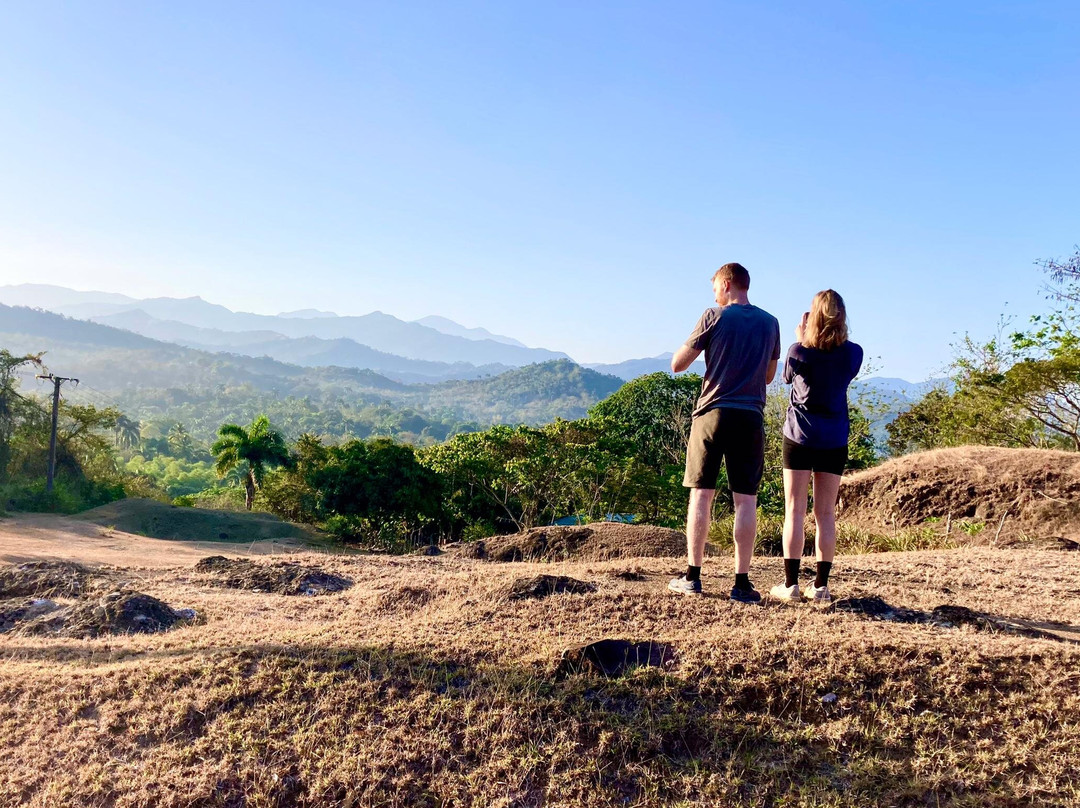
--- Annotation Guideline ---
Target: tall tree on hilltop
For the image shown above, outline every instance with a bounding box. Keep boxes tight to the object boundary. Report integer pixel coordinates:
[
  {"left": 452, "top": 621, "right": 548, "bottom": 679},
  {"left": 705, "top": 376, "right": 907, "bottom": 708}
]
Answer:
[{"left": 211, "top": 415, "right": 291, "bottom": 510}]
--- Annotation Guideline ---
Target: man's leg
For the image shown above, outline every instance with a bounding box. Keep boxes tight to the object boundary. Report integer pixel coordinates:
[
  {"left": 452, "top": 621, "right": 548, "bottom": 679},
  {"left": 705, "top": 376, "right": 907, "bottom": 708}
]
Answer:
[
  {"left": 687, "top": 487, "right": 716, "bottom": 567},
  {"left": 671, "top": 411, "right": 721, "bottom": 594},
  {"left": 732, "top": 492, "right": 757, "bottom": 575}
]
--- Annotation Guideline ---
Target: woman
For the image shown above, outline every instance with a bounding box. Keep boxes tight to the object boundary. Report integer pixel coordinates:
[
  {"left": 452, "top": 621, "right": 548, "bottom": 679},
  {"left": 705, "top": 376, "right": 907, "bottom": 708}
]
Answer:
[{"left": 770, "top": 290, "right": 862, "bottom": 604}]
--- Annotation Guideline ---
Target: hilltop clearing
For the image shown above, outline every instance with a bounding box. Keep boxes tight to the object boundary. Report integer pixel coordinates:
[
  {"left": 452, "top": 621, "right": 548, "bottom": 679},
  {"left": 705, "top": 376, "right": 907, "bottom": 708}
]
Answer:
[
  {"left": 840, "top": 446, "right": 1080, "bottom": 544},
  {"left": 1, "top": 533, "right": 1079, "bottom": 806}
]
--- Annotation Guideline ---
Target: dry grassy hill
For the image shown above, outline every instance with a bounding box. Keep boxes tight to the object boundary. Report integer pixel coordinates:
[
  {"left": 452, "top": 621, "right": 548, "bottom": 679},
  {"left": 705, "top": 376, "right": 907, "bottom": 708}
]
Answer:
[
  {"left": 1, "top": 534, "right": 1079, "bottom": 806},
  {"left": 840, "top": 446, "right": 1080, "bottom": 544}
]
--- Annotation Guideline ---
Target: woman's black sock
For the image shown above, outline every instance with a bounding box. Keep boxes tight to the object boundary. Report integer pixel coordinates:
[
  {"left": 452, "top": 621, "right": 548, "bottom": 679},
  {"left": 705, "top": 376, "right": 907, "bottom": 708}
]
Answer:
[
  {"left": 815, "top": 561, "right": 833, "bottom": 588},
  {"left": 686, "top": 565, "right": 701, "bottom": 582},
  {"left": 734, "top": 573, "right": 752, "bottom": 591},
  {"left": 784, "top": 558, "right": 801, "bottom": 588}
]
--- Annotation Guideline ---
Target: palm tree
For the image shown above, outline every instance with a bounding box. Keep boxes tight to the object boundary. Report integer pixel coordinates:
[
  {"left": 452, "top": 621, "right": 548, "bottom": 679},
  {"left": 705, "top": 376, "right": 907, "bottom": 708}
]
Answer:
[
  {"left": 114, "top": 415, "right": 141, "bottom": 450},
  {"left": 167, "top": 423, "right": 195, "bottom": 459},
  {"left": 210, "top": 415, "right": 291, "bottom": 510}
]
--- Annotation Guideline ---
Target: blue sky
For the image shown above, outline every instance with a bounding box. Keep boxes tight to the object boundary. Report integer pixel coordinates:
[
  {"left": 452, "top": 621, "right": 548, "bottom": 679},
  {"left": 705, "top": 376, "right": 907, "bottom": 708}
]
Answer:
[{"left": 1, "top": 1, "right": 1077, "bottom": 379}]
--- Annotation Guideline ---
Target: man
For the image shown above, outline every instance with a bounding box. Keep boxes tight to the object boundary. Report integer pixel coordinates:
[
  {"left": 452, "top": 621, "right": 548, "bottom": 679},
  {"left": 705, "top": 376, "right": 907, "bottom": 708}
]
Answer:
[{"left": 668, "top": 262, "right": 780, "bottom": 602}]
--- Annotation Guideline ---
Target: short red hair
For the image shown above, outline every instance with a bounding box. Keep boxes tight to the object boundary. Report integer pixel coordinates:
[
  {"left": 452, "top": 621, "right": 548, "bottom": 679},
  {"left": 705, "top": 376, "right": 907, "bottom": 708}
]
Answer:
[{"left": 712, "top": 262, "right": 750, "bottom": 290}]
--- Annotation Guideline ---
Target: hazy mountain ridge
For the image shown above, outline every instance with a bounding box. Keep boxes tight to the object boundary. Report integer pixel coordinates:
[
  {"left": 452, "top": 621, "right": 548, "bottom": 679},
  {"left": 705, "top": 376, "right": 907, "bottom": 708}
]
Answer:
[
  {"left": 0, "top": 304, "right": 620, "bottom": 438},
  {"left": 585, "top": 353, "right": 704, "bottom": 379},
  {"left": 413, "top": 315, "right": 526, "bottom": 347},
  {"left": 0, "top": 284, "right": 567, "bottom": 368},
  {"left": 88, "top": 309, "right": 514, "bottom": 383}
]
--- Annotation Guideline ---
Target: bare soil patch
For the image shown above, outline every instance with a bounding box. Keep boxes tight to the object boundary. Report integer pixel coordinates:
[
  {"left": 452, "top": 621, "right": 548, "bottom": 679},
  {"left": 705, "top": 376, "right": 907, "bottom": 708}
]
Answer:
[
  {"left": 840, "top": 446, "right": 1080, "bottom": 542},
  {"left": 193, "top": 555, "right": 352, "bottom": 596},
  {"left": 480, "top": 522, "right": 687, "bottom": 562},
  {"left": 0, "top": 512, "right": 308, "bottom": 568}
]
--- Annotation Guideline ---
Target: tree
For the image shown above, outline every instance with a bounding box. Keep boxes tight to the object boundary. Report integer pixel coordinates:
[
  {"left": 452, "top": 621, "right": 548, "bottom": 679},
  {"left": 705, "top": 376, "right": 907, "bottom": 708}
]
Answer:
[
  {"left": 114, "top": 415, "right": 141, "bottom": 450},
  {"left": 310, "top": 438, "right": 443, "bottom": 547},
  {"left": 210, "top": 415, "right": 291, "bottom": 510},
  {"left": 586, "top": 372, "right": 702, "bottom": 522},
  {"left": 167, "top": 423, "right": 195, "bottom": 460},
  {"left": 1038, "top": 247, "right": 1080, "bottom": 305},
  {"left": 0, "top": 350, "right": 45, "bottom": 484},
  {"left": 889, "top": 251, "right": 1080, "bottom": 453}
]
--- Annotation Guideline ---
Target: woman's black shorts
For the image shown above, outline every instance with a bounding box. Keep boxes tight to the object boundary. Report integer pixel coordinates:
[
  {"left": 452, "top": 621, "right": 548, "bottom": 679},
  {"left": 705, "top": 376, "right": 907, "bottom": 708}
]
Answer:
[{"left": 782, "top": 437, "right": 847, "bottom": 476}]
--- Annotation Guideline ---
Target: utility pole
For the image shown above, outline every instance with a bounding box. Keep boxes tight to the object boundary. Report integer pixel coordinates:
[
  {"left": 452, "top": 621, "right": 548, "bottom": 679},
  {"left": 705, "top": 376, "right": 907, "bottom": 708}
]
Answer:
[{"left": 35, "top": 374, "right": 78, "bottom": 493}]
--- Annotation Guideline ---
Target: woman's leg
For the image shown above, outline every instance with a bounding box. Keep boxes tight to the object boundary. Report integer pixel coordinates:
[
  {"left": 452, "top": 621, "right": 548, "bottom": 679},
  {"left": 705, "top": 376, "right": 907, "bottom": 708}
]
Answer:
[
  {"left": 783, "top": 468, "right": 811, "bottom": 560},
  {"left": 811, "top": 472, "right": 843, "bottom": 563}
]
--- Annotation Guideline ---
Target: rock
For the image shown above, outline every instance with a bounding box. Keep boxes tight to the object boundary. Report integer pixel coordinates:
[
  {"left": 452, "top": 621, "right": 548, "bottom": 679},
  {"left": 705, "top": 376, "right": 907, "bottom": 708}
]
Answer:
[
  {"left": 507, "top": 575, "right": 597, "bottom": 600},
  {"left": 26, "top": 598, "right": 59, "bottom": 618},
  {"left": 557, "top": 639, "right": 676, "bottom": 679},
  {"left": 822, "top": 692, "right": 838, "bottom": 704},
  {"left": 174, "top": 608, "right": 198, "bottom": 621}
]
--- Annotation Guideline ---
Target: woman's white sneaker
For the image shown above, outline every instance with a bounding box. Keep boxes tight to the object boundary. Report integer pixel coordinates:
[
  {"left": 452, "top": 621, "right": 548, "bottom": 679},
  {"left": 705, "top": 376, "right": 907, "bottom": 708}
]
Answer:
[
  {"left": 803, "top": 583, "right": 832, "bottom": 603},
  {"left": 769, "top": 582, "right": 800, "bottom": 602}
]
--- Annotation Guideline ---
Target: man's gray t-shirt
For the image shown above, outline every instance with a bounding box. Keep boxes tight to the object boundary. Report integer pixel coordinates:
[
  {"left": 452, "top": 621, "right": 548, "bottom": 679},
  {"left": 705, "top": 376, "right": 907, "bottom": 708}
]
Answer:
[{"left": 685, "top": 304, "right": 781, "bottom": 417}]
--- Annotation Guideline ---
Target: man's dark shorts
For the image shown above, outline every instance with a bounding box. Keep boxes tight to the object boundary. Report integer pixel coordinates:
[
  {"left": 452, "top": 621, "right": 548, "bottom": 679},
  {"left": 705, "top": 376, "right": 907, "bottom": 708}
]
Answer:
[{"left": 683, "top": 407, "right": 765, "bottom": 495}]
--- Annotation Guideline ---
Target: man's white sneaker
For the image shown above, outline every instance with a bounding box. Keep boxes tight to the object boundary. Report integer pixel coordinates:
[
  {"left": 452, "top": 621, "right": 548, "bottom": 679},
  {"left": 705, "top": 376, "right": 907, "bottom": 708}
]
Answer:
[
  {"left": 803, "top": 583, "right": 832, "bottom": 603},
  {"left": 769, "top": 582, "right": 800, "bottom": 602}
]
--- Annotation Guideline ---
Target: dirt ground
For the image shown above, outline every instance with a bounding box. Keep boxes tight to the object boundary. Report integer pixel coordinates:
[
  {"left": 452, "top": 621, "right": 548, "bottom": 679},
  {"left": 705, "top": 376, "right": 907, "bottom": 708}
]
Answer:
[
  {"left": 840, "top": 445, "right": 1080, "bottom": 542},
  {"left": 0, "top": 512, "right": 311, "bottom": 568},
  {"left": 1, "top": 523, "right": 1079, "bottom": 806}
]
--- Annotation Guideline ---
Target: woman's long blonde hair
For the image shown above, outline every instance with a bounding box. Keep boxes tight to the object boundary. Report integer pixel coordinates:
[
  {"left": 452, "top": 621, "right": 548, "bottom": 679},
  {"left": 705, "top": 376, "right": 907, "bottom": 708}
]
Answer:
[{"left": 802, "top": 289, "right": 848, "bottom": 351}]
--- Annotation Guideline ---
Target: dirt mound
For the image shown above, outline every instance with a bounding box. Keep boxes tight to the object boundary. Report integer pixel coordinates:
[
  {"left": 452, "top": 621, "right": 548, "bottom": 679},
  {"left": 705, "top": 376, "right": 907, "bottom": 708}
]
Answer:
[
  {"left": 194, "top": 556, "right": 352, "bottom": 596},
  {"left": 481, "top": 523, "right": 687, "bottom": 562},
  {"left": 507, "top": 575, "right": 597, "bottom": 600},
  {"left": 7, "top": 590, "right": 194, "bottom": 638},
  {"left": 839, "top": 446, "right": 1080, "bottom": 543},
  {"left": 79, "top": 498, "right": 315, "bottom": 543},
  {"left": 0, "top": 560, "right": 94, "bottom": 598}
]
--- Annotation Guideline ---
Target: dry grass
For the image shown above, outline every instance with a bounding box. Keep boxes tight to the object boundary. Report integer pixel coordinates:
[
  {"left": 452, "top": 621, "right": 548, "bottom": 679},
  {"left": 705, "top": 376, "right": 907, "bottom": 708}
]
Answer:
[
  {"left": 840, "top": 446, "right": 1080, "bottom": 543},
  {"left": 1, "top": 542, "right": 1079, "bottom": 807}
]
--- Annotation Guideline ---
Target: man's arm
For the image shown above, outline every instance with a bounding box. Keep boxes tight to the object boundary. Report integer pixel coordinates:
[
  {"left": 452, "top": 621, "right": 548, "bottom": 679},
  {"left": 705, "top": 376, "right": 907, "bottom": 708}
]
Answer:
[
  {"left": 671, "top": 344, "right": 702, "bottom": 373},
  {"left": 765, "top": 358, "right": 778, "bottom": 384}
]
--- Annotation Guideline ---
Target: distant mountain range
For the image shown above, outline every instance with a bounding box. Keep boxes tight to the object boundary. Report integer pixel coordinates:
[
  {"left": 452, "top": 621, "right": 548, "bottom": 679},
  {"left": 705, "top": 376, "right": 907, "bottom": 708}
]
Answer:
[
  {"left": 0, "top": 284, "right": 943, "bottom": 432},
  {"left": 0, "top": 284, "right": 562, "bottom": 372},
  {"left": 0, "top": 304, "right": 623, "bottom": 440},
  {"left": 585, "top": 353, "right": 704, "bottom": 379}
]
